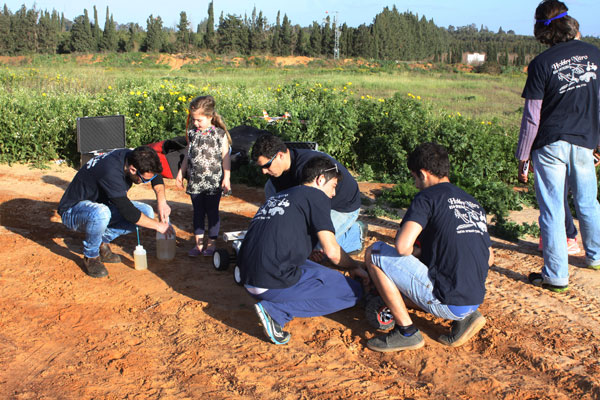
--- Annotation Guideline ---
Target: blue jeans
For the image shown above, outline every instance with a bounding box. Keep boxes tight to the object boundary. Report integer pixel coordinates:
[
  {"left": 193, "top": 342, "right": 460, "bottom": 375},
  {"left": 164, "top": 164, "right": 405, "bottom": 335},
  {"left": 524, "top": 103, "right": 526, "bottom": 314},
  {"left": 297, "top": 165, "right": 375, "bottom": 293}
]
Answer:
[
  {"left": 369, "top": 242, "right": 474, "bottom": 321},
  {"left": 532, "top": 141, "right": 600, "bottom": 286},
  {"left": 266, "top": 180, "right": 363, "bottom": 253},
  {"left": 246, "top": 259, "right": 363, "bottom": 327},
  {"left": 61, "top": 200, "right": 154, "bottom": 258}
]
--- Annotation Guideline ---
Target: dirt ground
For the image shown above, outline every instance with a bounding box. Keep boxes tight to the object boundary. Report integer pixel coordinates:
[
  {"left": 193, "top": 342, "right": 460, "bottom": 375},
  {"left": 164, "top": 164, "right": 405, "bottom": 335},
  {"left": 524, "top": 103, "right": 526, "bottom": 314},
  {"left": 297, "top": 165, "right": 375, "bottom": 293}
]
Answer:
[{"left": 1, "top": 163, "right": 599, "bottom": 400}]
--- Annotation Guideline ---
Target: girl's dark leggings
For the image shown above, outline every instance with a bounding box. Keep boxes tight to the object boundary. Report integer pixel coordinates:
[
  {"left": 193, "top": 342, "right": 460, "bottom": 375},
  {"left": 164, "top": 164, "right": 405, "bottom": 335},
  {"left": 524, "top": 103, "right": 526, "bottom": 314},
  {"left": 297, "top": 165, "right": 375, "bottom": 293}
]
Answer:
[{"left": 190, "top": 192, "right": 221, "bottom": 239}]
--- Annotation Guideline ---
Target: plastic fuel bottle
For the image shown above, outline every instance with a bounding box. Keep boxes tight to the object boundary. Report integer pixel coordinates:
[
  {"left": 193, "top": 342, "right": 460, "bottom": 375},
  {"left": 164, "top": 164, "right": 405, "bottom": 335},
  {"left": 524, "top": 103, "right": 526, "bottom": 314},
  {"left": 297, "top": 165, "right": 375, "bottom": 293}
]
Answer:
[
  {"left": 156, "top": 221, "right": 176, "bottom": 261},
  {"left": 134, "top": 244, "right": 148, "bottom": 270}
]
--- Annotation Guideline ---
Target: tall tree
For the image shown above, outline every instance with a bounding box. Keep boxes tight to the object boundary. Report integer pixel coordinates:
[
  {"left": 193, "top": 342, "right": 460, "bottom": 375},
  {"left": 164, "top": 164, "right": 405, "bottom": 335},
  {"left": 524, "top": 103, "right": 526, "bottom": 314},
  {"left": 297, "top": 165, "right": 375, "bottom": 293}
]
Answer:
[
  {"left": 271, "top": 11, "right": 281, "bottom": 55},
  {"left": 204, "top": 1, "right": 215, "bottom": 50},
  {"left": 92, "top": 5, "right": 101, "bottom": 50},
  {"left": 217, "top": 13, "right": 248, "bottom": 54},
  {"left": 308, "top": 21, "right": 322, "bottom": 56},
  {"left": 142, "top": 14, "right": 165, "bottom": 52},
  {"left": 279, "top": 14, "right": 292, "bottom": 56},
  {"left": 176, "top": 11, "right": 191, "bottom": 52},
  {"left": 69, "top": 10, "right": 95, "bottom": 52},
  {"left": 99, "top": 7, "right": 117, "bottom": 52}
]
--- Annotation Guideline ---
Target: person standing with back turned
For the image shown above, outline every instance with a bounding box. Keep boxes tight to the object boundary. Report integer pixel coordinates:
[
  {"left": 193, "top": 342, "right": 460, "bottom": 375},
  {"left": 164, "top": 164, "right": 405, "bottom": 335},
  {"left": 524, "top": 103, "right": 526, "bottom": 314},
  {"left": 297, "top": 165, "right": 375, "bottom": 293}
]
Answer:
[{"left": 515, "top": 0, "right": 600, "bottom": 292}]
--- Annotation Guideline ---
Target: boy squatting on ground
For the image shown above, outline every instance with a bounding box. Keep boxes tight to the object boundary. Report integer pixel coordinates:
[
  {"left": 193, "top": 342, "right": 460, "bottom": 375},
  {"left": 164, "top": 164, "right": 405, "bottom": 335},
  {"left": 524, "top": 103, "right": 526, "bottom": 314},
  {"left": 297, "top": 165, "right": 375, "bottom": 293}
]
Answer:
[
  {"left": 365, "top": 143, "right": 495, "bottom": 352},
  {"left": 251, "top": 133, "right": 365, "bottom": 255},
  {"left": 238, "top": 156, "right": 370, "bottom": 345},
  {"left": 58, "top": 146, "right": 173, "bottom": 278}
]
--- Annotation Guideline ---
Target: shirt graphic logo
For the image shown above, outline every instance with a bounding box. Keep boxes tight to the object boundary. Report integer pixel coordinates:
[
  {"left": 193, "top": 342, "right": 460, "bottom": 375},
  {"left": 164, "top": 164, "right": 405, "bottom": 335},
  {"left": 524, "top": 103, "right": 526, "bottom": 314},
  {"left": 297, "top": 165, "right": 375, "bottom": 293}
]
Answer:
[
  {"left": 255, "top": 194, "right": 291, "bottom": 220},
  {"left": 552, "top": 56, "right": 597, "bottom": 94},
  {"left": 448, "top": 198, "right": 487, "bottom": 235}
]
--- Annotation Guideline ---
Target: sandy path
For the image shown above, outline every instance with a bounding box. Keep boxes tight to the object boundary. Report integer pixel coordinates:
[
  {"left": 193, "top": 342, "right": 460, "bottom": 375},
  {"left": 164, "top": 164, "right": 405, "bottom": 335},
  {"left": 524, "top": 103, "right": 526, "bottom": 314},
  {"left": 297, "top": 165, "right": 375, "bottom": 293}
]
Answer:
[{"left": 0, "top": 163, "right": 599, "bottom": 399}]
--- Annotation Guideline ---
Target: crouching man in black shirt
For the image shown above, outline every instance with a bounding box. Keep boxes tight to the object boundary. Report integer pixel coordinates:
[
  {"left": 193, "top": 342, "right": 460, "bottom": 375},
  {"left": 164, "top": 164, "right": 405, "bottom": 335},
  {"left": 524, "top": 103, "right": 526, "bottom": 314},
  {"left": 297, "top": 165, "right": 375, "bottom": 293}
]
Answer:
[
  {"left": 365, "top": 143, "right": 494, "bottom": 352},
  {"left": 58, "top": 146, "right": 173, "bottom": 278},
  {"left": 239, "top": 156, "right": 369, "bottom": 345}
]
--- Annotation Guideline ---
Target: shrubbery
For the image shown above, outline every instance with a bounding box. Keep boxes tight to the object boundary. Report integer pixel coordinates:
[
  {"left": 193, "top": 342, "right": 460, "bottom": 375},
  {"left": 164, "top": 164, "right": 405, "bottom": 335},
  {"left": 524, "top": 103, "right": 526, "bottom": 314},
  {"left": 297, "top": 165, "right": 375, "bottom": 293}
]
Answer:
[{"left": 1, "top": 66, "right": 537, "bottom": 237}]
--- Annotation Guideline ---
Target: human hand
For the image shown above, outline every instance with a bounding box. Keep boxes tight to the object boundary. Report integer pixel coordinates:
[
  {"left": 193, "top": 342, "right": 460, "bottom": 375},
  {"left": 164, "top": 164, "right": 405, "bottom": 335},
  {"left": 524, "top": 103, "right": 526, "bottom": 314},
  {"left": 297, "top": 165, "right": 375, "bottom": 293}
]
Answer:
[
  {"left": 222, "top": 178, "right": 231, "bottom": 194},
  {"left": 349, "top": 266, "right": 370, "bottom": 286},
  {"left": 175, "top": 170, "right": 184, "bottom": 190},
  {"left": 517, "top": 160, "right": 529, "bottom": 184},
  {"left": 156, "top": 221, "right": 172, "bottom": 234},
  {"left": 157, "top": 201, "right": 171, "bottom": 223}
]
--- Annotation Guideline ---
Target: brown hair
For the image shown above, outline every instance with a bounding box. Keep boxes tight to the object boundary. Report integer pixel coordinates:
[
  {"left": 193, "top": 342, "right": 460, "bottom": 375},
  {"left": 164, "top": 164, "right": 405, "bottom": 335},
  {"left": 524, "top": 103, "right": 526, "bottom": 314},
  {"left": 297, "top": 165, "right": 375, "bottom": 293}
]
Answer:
[
  {"left": 534, "top": 0, "right": 579, "bottom": 46},
  {"left": 186, "top": 95, "right": 232, "bottom": 145}
]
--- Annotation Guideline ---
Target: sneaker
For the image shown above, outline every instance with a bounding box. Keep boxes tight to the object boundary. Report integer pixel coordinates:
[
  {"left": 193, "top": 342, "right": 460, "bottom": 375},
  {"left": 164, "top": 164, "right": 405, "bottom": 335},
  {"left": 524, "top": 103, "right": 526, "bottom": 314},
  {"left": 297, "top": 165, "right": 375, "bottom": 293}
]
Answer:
[
  {"left": 566, "top": 238, "right": 581, "bottom": 255},
  {"left": 538, "top": 237, "right": 581, "bottom": 255},
  {"left": 254, "top": 303, "right": 291, "bottom": 345},
  {"left": 587, "top": 264, "right": 600, "bottom": 271},
  {"left": 188, "top": 246, "right": 203, "bottom": 257},
  {"left": 366, "top": 327, "right": 425, "bottom": 352},
  {"left": 438, "top": 310, "right": 486, "bottom": 347},
  {"left": 83, "top": 256, "right": 108, "bottom": 278},
  {"left": 528, "top": 272, "right": 569, "bottom": 293},
  {"left": 99, "top": 243, "right": 121, "bottom": 263}
]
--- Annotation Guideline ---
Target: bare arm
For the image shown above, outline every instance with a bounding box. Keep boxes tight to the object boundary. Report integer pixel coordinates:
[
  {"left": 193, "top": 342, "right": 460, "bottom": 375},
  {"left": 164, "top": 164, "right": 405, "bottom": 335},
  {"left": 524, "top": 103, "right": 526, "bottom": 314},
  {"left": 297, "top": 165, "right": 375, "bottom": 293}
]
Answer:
[
  {"left": 318, "top": 230, "right": 369, "bottom": 285},
  {"left": 221, "top": 138, "right": 231, "bottom": 192},
  {"left": 152, "top": 183, "right": 171, "bottom": 222},
  {"left": 488, "top": 247, "right": 495, "bottom": 267},
  {"left": 394, "top": 220, "right": 423, "bottom": 256}
]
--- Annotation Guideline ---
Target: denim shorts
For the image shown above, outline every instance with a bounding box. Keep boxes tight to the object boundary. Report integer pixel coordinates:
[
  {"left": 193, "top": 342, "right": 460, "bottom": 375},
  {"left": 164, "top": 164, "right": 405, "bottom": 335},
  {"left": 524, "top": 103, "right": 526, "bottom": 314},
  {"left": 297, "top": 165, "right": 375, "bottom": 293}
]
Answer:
[{"left": 369, "top": 241, "right": 475, "bottom": 321}]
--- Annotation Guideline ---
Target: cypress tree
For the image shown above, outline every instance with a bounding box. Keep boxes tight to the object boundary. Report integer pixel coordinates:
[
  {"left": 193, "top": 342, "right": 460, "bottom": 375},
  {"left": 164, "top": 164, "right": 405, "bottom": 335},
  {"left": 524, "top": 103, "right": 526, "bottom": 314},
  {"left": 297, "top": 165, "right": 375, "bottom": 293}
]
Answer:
[{"left": 204, "top": 1, "right": 215, "bottom": 50}]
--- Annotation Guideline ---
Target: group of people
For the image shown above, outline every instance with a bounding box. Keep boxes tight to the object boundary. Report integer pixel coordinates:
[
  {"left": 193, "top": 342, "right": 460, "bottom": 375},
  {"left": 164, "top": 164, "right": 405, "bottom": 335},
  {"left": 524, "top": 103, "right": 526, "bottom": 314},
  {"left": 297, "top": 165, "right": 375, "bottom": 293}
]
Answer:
[{"left": 57, "top": 0, "right": 599, "bottom": 352}]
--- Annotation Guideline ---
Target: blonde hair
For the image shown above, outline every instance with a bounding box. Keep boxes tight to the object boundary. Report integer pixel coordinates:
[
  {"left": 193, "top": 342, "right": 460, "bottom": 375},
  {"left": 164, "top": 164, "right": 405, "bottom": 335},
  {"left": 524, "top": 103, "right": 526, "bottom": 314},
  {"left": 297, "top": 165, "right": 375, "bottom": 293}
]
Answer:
[{"left": 186, "top": 95, "right": 232, "bottom": 145}]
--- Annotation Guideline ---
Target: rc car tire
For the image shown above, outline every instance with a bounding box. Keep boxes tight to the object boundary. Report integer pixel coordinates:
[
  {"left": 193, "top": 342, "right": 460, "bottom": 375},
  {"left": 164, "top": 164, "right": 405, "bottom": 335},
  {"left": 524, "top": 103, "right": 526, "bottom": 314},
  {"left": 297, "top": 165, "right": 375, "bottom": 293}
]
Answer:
[
  {"left": 365, "top": 295, "right": 395, "bottom": 331},
  {"left": 233, "top": 265, "right": 243, "bottom": 286},
  {"left": 213, "top": 248, "right": 230, "bottom": 271}
]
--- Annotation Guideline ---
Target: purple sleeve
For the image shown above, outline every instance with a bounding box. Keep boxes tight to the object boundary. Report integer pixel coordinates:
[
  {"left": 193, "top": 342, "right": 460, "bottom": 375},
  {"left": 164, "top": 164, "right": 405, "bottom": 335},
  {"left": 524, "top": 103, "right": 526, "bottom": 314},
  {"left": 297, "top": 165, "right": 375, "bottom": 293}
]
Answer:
[{"left": 515, "top": 99, "right": 543, "bottom": 160}]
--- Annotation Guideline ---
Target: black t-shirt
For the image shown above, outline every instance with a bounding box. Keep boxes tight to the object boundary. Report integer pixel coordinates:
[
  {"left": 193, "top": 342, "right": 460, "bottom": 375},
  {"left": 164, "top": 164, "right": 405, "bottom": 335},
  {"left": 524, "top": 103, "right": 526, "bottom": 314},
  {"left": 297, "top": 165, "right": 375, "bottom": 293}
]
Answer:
[
  {"left": 403, "top": 182, "right": 491, "bottom": 306},
  {"left": 522, "top": 40, "right": 600, "bottom": 151},
  {"left": 58, "top": 149, "right": 160, "bottom": 223},
  {"left": 239, "top": 185, "right": 335, "bottom": 289},
  {"left": 269, "top": 148, "right": 361, "bottom": 213}
]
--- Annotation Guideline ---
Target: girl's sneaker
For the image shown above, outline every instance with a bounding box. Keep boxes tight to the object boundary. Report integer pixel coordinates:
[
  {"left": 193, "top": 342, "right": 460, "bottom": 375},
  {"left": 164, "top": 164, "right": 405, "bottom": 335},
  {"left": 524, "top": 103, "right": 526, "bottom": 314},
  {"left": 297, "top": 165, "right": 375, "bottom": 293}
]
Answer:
[{"left": 188, "top": 246, "right": 203, "bottom": 257}]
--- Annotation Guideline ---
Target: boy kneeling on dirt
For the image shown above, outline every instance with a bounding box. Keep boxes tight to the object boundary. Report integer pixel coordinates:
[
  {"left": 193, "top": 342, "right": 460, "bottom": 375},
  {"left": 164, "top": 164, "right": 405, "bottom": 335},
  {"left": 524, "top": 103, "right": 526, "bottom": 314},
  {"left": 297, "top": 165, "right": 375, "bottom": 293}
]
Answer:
[
  {"left": 58, "top": 146, "right": 172, "bottom": 278},
  {"left": 365, "top": 143, "right": 494, "bottom": 352},
  {"left": 238, "top": 156, "right": 369, "bottom": 345}
]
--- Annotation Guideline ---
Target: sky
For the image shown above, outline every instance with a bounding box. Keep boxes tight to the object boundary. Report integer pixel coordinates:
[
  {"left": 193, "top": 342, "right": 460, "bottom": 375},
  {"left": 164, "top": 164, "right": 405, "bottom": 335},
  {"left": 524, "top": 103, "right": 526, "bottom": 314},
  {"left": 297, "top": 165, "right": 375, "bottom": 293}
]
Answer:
[{"left": 4, "top": 0, "right": 600, "bottom": 37}]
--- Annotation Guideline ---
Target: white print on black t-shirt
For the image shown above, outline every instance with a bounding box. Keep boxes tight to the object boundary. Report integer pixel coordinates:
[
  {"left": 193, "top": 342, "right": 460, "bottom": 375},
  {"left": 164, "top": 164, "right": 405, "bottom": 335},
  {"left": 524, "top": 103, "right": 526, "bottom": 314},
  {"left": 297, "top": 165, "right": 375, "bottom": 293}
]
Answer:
[
  {"left": 255, "top": 194, "right": 291, "bottom": 220},
  {"left": 85, "top": 150, "right": 115, "bottom": 169},
  {"left": 552, "top": 55, "right": 597, "bottom": 94},
  {"left": 447, "top": 197, "right": 488, "bottom": 235}
]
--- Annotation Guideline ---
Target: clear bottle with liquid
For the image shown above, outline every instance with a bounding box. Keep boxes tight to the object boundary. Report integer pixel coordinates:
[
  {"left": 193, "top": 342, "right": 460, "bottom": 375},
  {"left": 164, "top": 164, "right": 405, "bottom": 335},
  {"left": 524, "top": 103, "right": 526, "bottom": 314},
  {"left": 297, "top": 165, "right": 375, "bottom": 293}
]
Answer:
[
  {"left": 156, "top": 221, "right": 176, "bottom": 261},
  {"left": 134, "top": 244, "right": 148, "bottom": 270}
]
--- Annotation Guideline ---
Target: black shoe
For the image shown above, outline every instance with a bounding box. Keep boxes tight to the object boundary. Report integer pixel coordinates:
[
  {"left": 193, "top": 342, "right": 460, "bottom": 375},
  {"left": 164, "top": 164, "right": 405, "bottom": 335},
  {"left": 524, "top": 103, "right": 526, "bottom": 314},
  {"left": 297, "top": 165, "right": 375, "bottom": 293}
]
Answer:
[
  {"left": 367, "top": 326, "right": 424, "bottom": 352},
  {"left": 254, "top": 303, "right": 291, "bottom": 345},
  {"left": 438, "top": 310, "right": 486, "bottom": 347},
  {"left": 99, "top": 243, "right": 121, "bottom": 263},
  {"left": 528, "top": 272, "right": 569, "bottom": 293},
  {"left": 83, "top": 256, "right": 108, "bottom": 278}
]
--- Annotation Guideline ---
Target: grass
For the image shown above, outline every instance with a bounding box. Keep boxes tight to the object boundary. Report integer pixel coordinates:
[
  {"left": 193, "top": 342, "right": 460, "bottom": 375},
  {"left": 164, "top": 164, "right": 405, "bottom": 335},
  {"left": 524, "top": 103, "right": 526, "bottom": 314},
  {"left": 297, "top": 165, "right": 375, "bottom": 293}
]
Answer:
[{"left": 1, "top": 53, "right": 526, "bottom": 132}]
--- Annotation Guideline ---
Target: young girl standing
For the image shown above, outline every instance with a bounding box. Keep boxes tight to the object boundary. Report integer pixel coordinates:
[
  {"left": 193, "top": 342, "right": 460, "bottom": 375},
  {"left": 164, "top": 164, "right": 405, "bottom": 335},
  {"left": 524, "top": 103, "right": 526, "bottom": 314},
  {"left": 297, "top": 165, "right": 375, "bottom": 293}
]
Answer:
[{"left": 176, "top": 95, "right": 232, "bottom": 256}]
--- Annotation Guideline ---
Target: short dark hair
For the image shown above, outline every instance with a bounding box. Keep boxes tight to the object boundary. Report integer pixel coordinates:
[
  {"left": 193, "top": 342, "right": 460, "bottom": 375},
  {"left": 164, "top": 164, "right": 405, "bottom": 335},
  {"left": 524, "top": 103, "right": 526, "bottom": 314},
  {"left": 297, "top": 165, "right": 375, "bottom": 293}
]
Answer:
[
  {"left": 534, "top": 0, "right": 579, "bottom": 46},
  {"left": 127, "top": 146, "right": 163, "bottom": 174},
  {"left": 407, "top": 142, "right": 449, "bottom": 178},
  {"left": 300, "top": 156, "right": 342, "bottom": 184},
  {"left": 251, "top": 133, "right": 287, "bottom": 162}
]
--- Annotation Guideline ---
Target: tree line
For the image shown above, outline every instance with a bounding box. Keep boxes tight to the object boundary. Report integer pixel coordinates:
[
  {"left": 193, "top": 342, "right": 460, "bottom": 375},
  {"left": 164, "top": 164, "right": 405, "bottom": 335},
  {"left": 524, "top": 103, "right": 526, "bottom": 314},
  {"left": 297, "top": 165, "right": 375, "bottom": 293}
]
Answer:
[{"left": 1, "top": 3, "right": 599, "bottom": 66}]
